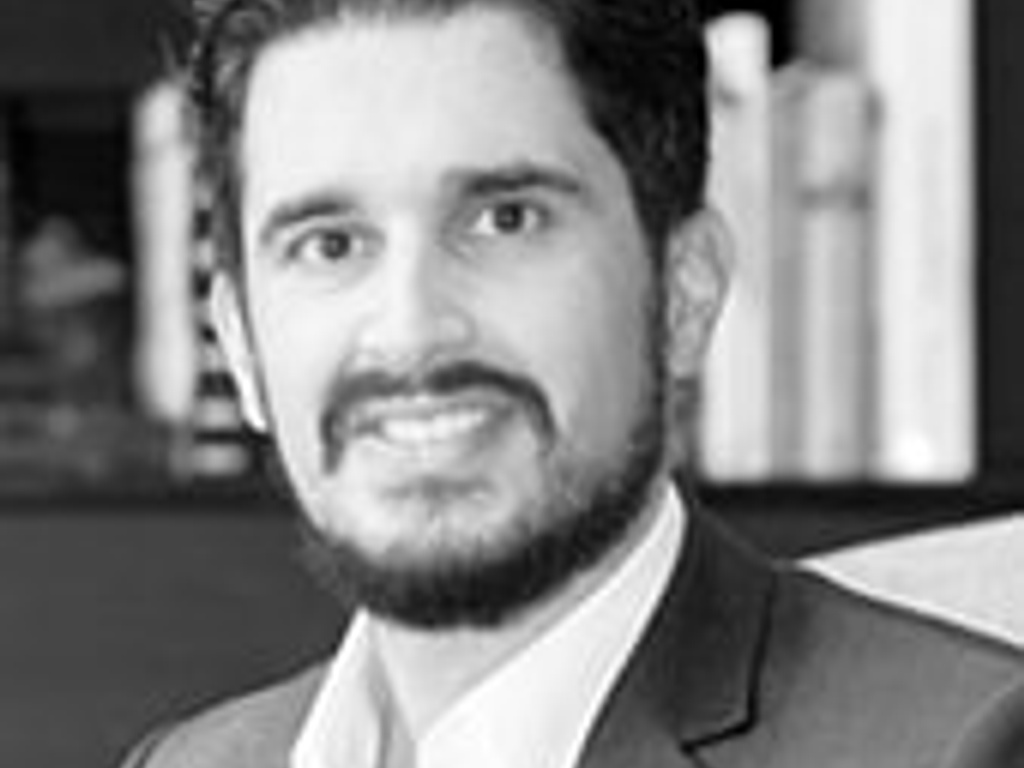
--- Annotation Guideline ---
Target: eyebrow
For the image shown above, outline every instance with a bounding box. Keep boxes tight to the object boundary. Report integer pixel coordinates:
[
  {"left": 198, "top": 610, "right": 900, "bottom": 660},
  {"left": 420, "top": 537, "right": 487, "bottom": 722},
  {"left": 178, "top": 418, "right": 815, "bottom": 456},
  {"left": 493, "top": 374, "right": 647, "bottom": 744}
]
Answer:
[
  {"left": 450, "top": 161, "right": 590, "bottom": 203},
  {"left": 256, "top": 193, "right": 358, "bottom": 250}
]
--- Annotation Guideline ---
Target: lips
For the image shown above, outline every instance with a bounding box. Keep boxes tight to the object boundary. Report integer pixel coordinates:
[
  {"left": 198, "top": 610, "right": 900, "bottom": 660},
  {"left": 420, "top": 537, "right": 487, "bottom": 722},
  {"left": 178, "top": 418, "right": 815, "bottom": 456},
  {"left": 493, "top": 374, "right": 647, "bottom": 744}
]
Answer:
[
  {"left": 340, "top": 391, "right": 516, "bottom": 455},
  {"left": 372, "top": 403, "right": 490, "bottom": 447},
  {"left": 320, "top": 363, "right": 554, "bottom": 472}
]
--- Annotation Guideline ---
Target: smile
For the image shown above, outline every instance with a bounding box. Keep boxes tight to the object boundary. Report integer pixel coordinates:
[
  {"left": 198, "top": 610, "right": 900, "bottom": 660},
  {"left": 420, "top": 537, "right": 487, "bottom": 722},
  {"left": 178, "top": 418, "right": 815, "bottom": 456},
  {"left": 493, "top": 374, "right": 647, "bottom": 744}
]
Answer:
[
  {"left": 348, "top": 394, "right": 514, "bottom": 455},
  {"left": 374, "top": 404, "right": 491, "bottom": 448}
]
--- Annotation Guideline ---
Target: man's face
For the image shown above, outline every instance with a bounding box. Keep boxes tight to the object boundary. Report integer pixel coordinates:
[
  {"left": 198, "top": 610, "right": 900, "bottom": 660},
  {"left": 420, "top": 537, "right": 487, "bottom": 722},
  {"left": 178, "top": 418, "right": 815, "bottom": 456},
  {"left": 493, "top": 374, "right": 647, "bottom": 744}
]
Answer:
[{"left": 216, "top": 6, "right": 719, "bottom": 626}]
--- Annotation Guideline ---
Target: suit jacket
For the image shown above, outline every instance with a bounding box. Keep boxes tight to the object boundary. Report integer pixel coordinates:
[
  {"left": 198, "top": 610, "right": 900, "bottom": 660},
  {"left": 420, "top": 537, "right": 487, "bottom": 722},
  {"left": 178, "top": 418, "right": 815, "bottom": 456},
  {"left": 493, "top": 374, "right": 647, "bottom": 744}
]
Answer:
[
  {"left": 125, "top": 511, "right": 1024, "bottom": 768},
  {"left": 943, "top": 679, "right": 1024, "bottom": 768}
]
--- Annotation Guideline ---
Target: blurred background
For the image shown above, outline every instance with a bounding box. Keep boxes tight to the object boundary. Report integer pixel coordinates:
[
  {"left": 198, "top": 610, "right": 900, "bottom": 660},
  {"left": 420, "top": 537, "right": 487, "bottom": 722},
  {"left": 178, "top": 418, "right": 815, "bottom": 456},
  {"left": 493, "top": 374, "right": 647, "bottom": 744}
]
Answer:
[{"left": 2, "top": 0, "right": 1024, "bottom": 765}]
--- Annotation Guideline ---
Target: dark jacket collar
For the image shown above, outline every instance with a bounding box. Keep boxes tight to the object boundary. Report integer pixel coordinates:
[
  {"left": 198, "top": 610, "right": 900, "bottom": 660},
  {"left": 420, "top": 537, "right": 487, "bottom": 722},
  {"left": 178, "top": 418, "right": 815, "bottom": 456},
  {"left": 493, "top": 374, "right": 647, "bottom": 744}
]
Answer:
[
  {"left": 247, "top": 508, "right": 776, "bottom": 768},
  {"left": 578, "top": 509, "right": 777, "bottom": 768}
]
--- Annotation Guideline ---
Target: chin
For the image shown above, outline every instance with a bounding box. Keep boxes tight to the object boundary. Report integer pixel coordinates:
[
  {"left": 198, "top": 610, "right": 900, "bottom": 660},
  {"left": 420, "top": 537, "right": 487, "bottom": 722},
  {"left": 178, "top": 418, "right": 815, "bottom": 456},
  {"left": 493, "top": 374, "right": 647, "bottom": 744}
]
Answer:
[{"left": 296, "top": 436, "right": 663, "bottom": 629}]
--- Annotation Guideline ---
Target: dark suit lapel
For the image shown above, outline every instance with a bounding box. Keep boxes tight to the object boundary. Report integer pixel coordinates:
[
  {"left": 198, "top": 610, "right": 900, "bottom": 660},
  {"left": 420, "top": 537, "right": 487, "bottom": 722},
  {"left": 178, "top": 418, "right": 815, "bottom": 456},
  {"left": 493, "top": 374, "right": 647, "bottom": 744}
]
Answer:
[
  {"left": 577, "top": 510, "right": 776, "bottom": 768},
  {"left": 242, "top": 512, "right": 775, "bottom": 768}
]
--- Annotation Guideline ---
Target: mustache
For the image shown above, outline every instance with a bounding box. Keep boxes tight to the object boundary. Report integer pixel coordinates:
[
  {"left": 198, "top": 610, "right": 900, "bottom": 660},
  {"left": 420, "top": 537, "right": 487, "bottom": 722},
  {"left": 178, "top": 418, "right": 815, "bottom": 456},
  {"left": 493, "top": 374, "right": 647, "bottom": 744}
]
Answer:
[{"left": 320, "top": 361, "right": 553, "bottom": 470}]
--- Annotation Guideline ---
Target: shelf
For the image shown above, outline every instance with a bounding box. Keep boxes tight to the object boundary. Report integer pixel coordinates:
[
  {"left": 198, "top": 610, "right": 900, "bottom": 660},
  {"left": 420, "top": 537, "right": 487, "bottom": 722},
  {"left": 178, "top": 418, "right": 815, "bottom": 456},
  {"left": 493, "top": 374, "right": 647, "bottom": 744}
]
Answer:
[{"left": 700, "top": 476, "right": 1024, "bottom": 516}]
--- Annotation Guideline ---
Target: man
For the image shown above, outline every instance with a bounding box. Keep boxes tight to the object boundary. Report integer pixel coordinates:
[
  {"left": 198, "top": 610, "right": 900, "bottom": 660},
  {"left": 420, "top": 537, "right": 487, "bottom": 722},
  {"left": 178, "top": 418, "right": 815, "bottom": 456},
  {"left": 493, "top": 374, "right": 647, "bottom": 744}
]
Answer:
[{"left": 127, "top": 0, "right": 1024, "bottom": 766}]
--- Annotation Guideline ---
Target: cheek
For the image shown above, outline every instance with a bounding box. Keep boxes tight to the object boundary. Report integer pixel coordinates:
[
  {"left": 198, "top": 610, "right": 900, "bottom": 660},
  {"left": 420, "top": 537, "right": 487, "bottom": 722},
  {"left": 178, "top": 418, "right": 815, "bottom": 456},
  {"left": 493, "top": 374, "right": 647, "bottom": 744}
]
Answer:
[
  {"left": 246, "top": 298, "right": 343, "bottom": 460},
  {"left": 516, "top": 266, "right": 654, "bottom": 455}
]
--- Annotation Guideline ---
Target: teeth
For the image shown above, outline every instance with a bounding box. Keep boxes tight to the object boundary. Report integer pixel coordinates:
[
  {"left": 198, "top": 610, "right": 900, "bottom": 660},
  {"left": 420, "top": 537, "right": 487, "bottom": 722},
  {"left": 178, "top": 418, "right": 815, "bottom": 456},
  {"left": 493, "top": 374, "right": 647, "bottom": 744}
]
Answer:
[{"left": 377, "top": 407, "right": 489, "bottom": 447}]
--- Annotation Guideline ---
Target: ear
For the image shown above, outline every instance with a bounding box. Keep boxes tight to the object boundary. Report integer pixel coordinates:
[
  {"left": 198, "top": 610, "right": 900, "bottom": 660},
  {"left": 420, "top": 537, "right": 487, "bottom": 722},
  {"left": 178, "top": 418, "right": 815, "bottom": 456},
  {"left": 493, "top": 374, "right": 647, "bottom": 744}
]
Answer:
[
  {"left": 664, "top": 208, "right": 732, "bottom": 380},
  {"left": 207, "top": 272, "right": 270, "bottom": 432}
]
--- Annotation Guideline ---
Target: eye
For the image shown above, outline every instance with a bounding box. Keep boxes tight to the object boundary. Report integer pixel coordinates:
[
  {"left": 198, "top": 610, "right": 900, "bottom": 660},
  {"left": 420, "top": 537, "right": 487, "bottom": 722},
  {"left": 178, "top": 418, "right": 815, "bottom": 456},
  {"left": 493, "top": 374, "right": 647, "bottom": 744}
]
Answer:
[
  {"left": 469, "top": 199, "right": 549, "bottom": 239},
  {"left": 285, "top": 224, "right": 371, "bottom": 266}
]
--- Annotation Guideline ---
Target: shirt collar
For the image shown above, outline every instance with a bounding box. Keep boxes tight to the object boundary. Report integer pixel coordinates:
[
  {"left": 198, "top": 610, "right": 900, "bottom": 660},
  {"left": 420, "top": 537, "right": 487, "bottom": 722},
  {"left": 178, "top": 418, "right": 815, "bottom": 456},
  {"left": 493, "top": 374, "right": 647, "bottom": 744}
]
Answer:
[{"left": 292, "top": 486, "right": 686, "bottom": 768}]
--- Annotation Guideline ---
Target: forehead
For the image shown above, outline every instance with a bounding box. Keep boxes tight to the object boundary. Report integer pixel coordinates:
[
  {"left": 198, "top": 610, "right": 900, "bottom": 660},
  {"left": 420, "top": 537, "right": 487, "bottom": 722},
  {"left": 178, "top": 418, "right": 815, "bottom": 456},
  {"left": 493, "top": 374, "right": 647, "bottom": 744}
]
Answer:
[{"left": 238, "top": 5, "right": 612, "bottom": 220}]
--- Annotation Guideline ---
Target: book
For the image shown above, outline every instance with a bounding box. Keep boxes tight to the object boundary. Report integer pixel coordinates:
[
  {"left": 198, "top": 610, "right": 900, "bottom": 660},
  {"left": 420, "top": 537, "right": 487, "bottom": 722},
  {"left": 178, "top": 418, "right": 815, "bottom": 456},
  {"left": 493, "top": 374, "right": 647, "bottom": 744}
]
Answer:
[
  {"left": 767, "top": 65, "right": 804, "bottom": 479},
  {"left": 131, "top": 78, "right": 198, "bottom": 427},
  {"left": 775, "top": 64, "right": 877, "bottom": 480},
  {"left": 861, "top": 0, "right": 976, "bottom": 480},
  {"left": 700, "top": 12, "right": 774, "bottom": 481}
]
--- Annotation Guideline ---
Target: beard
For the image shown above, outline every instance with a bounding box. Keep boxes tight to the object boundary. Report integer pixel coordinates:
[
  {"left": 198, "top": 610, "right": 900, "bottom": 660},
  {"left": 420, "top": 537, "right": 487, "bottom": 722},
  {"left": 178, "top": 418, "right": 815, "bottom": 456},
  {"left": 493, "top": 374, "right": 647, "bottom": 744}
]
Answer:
[
  {"left": 282, "top": 300, "right": 672, "bottom": 630},
  {"left": 296, "top": 378, "right": 666, "bottom": 629}
]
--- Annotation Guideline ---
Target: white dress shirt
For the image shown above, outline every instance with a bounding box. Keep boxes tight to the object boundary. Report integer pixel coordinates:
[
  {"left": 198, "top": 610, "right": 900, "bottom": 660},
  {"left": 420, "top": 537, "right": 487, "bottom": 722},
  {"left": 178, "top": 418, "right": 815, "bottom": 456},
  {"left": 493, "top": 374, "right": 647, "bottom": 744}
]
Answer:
[{"left": 291, "top": 486, "right": 685, "bottom": 768}]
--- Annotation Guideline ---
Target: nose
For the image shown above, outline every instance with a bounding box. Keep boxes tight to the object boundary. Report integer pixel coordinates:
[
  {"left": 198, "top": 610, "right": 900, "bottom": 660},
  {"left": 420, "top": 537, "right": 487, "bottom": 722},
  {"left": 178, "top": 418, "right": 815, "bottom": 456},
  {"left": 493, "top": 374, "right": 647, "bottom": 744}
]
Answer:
[{"left": 352, "top": 235, "right": 476, "bottom": 370}]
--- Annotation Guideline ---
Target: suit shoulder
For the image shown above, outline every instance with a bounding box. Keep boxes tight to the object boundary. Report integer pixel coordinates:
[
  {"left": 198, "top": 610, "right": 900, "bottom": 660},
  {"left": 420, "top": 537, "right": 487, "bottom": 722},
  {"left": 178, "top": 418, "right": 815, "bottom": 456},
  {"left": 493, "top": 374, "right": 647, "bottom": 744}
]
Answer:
[
  {"left": 128, "top": 664, "right": 326, "bottom": 768},
  {"left": 779, "top": 565, "right": 1023, "bottom": 675},
  {"left": 758, "top": 566, "right": 1024, "bottom": 759},
  {"left": 946, "top": 679, "right": 1024, "bottom": 768}
]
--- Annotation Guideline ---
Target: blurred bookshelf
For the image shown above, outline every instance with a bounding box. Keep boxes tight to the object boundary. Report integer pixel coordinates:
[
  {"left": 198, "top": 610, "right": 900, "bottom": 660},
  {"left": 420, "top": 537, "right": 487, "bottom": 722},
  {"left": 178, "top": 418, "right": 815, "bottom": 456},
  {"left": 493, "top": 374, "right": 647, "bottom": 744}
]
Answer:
[{"left": 3, "top": 0, "right": 1024, "bottom": 520}]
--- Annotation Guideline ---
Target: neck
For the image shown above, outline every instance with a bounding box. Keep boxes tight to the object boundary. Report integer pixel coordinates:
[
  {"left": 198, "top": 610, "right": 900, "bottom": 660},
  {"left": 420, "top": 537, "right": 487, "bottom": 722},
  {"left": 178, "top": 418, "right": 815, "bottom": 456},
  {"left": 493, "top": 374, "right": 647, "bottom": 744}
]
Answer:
[{"left": 369, "top": 477, "right": 670, "bottom": 739}]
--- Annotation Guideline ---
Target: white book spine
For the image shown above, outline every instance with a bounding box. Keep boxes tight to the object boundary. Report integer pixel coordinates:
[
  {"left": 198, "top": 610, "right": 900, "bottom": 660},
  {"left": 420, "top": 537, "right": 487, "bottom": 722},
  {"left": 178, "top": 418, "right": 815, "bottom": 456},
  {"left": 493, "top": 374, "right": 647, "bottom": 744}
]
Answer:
[
  {"left": 701, "top": 13, "right": 773, "bottom": 481},
  {"left": 768, "top": 69, "right": 805, "bottom": 479},
  {"left": 865, "top": 0, "right": 976, "bottom": 480},
  {"left": 794, "top": 69, "right": 877, "bottom": 480},
  {"left": 131, "top": 79, "right": 198, "bottom": 426}
]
